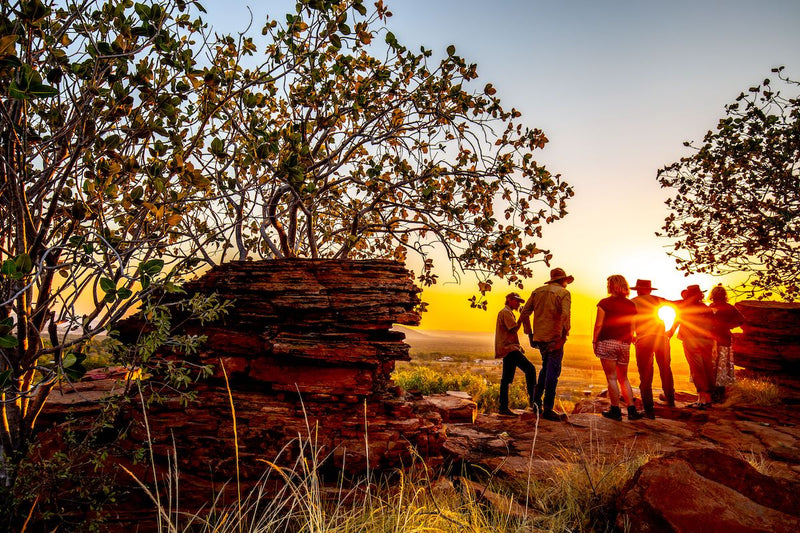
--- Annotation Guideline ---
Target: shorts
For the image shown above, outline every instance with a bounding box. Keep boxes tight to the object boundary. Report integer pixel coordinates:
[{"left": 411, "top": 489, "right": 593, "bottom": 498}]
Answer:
[{"left": 594, "top": 339, "right": 631, "bottom": 365}]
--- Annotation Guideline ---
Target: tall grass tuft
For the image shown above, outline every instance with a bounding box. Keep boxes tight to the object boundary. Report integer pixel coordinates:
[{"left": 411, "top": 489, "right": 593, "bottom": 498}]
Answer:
[{"left": 724, "top": 377, "right": 782, "bottom": 407}]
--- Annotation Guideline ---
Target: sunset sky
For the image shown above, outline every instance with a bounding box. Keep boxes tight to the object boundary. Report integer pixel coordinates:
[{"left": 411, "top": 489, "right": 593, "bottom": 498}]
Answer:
[{"left": 210, "top": 1, "right": 800, "bottom": 335}]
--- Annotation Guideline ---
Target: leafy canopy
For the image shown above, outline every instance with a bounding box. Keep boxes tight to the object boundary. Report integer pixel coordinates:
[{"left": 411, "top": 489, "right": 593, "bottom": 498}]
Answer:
[{"left": 658, "top": 67, "right": 800, "bottom": 300}]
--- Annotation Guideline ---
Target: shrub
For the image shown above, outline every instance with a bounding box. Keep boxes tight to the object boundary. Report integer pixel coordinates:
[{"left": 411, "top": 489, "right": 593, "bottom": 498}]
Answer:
[{"left": 393, "top": 366, "right": 530, "bottom": 411}]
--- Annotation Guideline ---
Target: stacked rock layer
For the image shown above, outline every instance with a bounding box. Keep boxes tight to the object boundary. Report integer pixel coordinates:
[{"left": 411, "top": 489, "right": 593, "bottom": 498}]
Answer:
[
  {"left": 118, "top": 259, "right": 445, "bottom": 506},
  {"left": 733, "top": 301, "right": 800, "bottom": 400}
]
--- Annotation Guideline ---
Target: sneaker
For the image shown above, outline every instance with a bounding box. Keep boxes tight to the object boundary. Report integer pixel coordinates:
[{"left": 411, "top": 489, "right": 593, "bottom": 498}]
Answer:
[
  {"left": 498, "top": 408, "right": 518, "bottom": 416},
  {"left": 601, "top": 407, "right": 622, "bottom": 421},
  {"left": 542, "top": 410, "right": 566, "bottom": 422}
]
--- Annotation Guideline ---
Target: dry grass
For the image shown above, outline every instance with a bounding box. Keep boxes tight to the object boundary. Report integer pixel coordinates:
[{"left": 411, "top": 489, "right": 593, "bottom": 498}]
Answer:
[{"left": 723, "top": 377, "right": 782, "bottom": 407}]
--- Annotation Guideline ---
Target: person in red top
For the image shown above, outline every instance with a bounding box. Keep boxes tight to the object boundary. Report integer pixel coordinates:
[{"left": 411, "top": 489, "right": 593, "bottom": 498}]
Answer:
[
  {"left": 709, "top": 284, "right": 744, "bottom": 402},
  {"left": 670, "top": 284, "right": 715, "bottom": 409},
  {"left": 593, "top": 275, "right": 642, "bottom": 421}
]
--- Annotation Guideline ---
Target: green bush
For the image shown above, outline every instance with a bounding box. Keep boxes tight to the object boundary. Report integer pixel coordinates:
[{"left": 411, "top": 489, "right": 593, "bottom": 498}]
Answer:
[{"left": 393, "top": 366, "right": 530, "bottom": 411}]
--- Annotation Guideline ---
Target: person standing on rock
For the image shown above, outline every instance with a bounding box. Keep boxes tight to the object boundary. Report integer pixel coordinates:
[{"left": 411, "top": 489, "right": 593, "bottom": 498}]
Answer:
[
  {"left": 593, "top": 275, "right": 643, "bottom": 421},
  {"left": 670, "top": 284, "right": 716, "bottom": 409},
  {"left": 630, "top": 279, "right": 676, "bottom": 417},
  {"left": 495, "top": 292, "right": 538, "bottom": 416},
  {"left": 709, "top": 284, "right": 744, "bottom": 403},
  {"left": 519, "top": 267, "right": 573, "bottom": 422}
]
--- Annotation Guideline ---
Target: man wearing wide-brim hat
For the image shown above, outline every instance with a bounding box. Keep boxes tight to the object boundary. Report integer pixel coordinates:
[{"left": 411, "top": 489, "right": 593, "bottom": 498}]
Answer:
[
  {"left": 519, "top": 267, "right": 573, "bottom": 422},
  {"left": 671, "top": 284, "right": 715, "bottom": 408},
  {"left": 630, "top": 279, "right": 676, "bottom": 416}
]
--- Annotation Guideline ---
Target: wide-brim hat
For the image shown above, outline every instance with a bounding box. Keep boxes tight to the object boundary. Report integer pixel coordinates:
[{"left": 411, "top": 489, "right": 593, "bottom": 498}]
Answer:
[
  {"left": 546, "top": 267, "right": 574, "bottom": 285},
  {"left": 631, "top": 279, "right": 657, "bottom": 291},
  {"left": 681, "top": 284, "right": 704, "bottom": 300},
  {"left": 506, "top": 291, "right": 525, "bottom": 302}
]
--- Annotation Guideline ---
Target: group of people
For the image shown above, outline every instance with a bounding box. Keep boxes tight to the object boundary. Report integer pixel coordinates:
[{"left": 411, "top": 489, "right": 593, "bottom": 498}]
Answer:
[{"left": 494, "top": 268, "right": 744, "bottom": 421}]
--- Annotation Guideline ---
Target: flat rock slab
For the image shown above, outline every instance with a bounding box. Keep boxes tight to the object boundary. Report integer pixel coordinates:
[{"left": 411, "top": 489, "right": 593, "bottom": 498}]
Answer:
[{"left": 444, "top": 398, "right": 800, "bottom": 481}]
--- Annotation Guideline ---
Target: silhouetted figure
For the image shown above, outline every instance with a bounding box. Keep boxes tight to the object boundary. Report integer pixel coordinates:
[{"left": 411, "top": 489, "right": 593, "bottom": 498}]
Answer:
[
  {"left": 495, "top": 292, "right": 537, "bottom": 416},
  {"left": 671, "top": 284, "right": 715, "bottom": 408},
  {"left": 630, "top": 279, "right": 676, "bottom": 417},
  {"left": 709, "top": 284, "right": 744, "bottom": 403},
  {"left": 520, "top": 267, "right": 573, "bottom": 422},
  {"left": 593, "top": 275, "right": 642, "bottom": 421}
]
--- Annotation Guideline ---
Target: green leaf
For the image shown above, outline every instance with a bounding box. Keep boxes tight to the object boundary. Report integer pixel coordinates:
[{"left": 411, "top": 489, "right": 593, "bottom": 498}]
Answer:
[
  {"left": 62, "top": 352, "right": 77, "bottom": 368},
  {"left": 0, "top": 35, "right": 18, "bottom": 56},
  {"left": 0, "top": 370, "right": 12, "bottom": 388},
  {"left": 99, "top": 278, "right": 116, "bottom": 293},
  {"left": 329, "top": 34, "right": 342, "bottom": 49},
  {"left": 1, "top": 260, "right": 17, "bottom": 277},
  {"left": 139, "top": 259, "right": 164, "bottom": 276},
  {"left": 15, "top": 253, "right": 33, "bottom": 273},
  {"left": 446, "top": 44, "right": 455, "bottom": 56},
  {"left": 0, "top": 334, "right": 19, "bottom": 348},
  {"left": 116, "top": 287, "right": 133, "bottom": 299}
]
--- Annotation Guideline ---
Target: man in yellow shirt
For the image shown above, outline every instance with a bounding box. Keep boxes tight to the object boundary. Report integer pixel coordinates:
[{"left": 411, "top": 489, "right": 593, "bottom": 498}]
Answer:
[{"left": 495, "top": 292, "right": 537, "bottom": 416}]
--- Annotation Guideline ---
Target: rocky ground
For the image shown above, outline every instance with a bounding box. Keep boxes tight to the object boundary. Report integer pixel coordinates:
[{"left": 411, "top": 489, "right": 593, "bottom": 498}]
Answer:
[{"left": 431, "top": 391, "right": 800, "bottom": 531}]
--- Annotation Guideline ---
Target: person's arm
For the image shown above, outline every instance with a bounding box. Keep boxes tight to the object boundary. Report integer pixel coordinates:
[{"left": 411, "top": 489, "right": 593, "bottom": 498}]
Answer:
[
  {"left": 593, "top": 306, "right": 605, "bottom": 346},
  {"left": 519, "top": 296, "right": 534, "bottom": 335},
  {"left": 561, "top": 291, "right": 571, "bottom": 338}
]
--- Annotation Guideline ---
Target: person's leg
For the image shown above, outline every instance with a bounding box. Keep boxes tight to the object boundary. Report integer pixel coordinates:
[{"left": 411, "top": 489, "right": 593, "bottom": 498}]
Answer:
[
  {"left": 533, "top": 349, "right": 548, "bottom": 409},
  {"left": 683, "top": 340, "right": 711, "bottom": 406},
  {"left": 601, "top": 358, "right": 620, "bottom": 406},
  {"left": 635, "top": 337, "right": 656, "bottom": 412},
  {"left": 654, "top": 335, "right": 675, "bottom": 405},
  {"left": 600, "top": 357, "right": 623, "bottom": 421},
  {"left": 616, "top": 363, "right": 634, "bottom": 406},
  {"left": 499, "top": 352, "right": 518, "bottom": 412},
  {"left": 542, "top": 344, "right": 564, "bottom": 412},
  {"left": 516, "top": 353, "right": 538, "bottom": 408},
  {"left": 699, "top": 340, "right": 716, "bottom": 405}
]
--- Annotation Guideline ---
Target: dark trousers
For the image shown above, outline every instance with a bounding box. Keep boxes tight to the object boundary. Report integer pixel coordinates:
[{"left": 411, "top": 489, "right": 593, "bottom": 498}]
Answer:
[
  {"left": 635, "top": 334, "right": 675, "bottom": 409},
  {"left": 533, "top": 341, "right": 564, "bottom": 411},
  {"left": 683, "top": 338, "right": 715, "bottom": 394},
  {"left": 500, "top": 350, "right": 537, "bottom": 410}
]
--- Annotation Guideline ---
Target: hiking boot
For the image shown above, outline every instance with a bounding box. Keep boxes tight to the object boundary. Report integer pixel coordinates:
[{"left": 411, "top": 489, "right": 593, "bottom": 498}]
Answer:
[
  {"left": 498, "top": 408, "right": 518, "bottom": 416},
  {"left": 627, "top": 405, "right": 643, "bottom": 420},
  {"left": 541, "top": 410, "right": 566, "bottom": 422},
  {"left": 601, "top": 406, "right": 622, "bottom": 421},
  {"left": 642, "top": 409, "right": 656, "bottom": 420}
]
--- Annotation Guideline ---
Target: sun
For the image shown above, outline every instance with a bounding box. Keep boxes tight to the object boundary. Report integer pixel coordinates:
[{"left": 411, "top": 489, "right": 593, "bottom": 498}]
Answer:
[{"left": 658, "top": 305, "right": 677, "bottom": 331}]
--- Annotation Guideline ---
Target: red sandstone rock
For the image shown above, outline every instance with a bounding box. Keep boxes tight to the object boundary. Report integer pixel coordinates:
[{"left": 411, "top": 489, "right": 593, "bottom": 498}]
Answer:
[{"left": 616, "top": 449, "right": 800, "bottom": 532}]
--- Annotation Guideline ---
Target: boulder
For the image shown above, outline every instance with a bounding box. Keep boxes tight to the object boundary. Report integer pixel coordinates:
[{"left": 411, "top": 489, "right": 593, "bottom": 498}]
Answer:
[{"left": 617, "top": 448, "right": 800, "bottom": 533}]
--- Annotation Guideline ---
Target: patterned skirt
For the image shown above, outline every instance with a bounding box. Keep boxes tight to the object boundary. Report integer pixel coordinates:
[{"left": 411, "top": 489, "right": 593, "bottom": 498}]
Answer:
[{"left": 714, "top": 343, "right": 736, "bottom": 387}]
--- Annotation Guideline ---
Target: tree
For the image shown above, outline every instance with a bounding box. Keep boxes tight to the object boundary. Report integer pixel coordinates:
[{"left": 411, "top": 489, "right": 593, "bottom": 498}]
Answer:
[
  {"left": 1, "top": 0, "right": 570, "bottom": 523},
  {"left": 0, "top": 0, "right": 257, "bottom": 500},
  {"left": 187, "top": 0, "right": 572, "bottom": 289},
  {"left": 658, "top": 68, "right": 800, "bottom": 300}
]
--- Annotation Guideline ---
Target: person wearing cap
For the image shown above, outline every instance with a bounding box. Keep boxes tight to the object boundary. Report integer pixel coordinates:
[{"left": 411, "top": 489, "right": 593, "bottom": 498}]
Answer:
[
  {"left": 519, "top": 267, "right": 573, "bottom": 421},
  {"left": 670, "top": 284, "right": 715, "bottom": 408},
  {"left": 593, "top": 274, "right": 643, "bottom": 421},
  {"left": 630, "top": 279, "right": 676, "bottom": 416},
  {"left": 495, "top": 292, "right": 538, "bottom": 416}
]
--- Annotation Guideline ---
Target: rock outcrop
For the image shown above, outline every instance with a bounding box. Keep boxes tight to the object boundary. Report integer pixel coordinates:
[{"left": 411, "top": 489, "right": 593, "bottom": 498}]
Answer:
[
  {"left": 109, "top": 260, "right": 446, "bottom": 508},
  {"left": 616, "top": 448, "right": 800, "bottom": 533},
  {"left": 733, "top": 301, "right": 800, "bottom": 400}
]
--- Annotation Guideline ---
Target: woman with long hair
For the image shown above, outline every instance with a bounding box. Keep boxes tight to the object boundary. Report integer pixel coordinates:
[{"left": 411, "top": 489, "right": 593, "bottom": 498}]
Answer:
[{"left": 593, "top": 275, "right": 642, "bottom": 421}]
